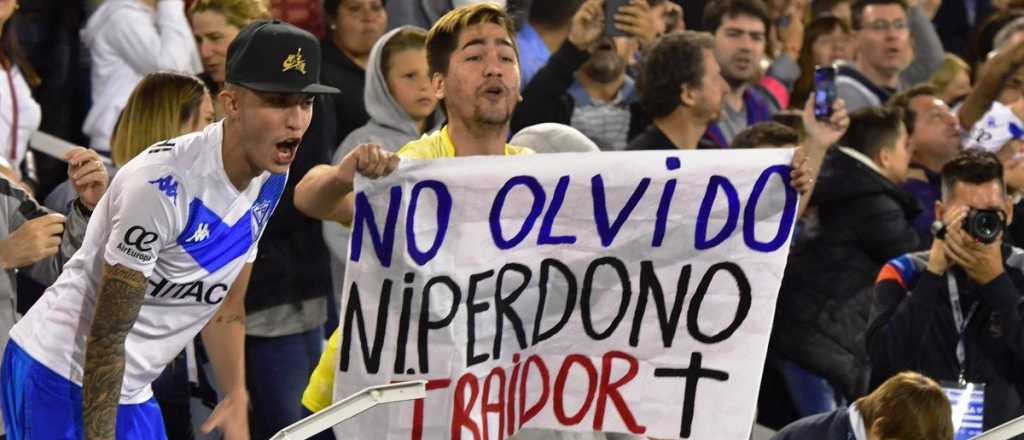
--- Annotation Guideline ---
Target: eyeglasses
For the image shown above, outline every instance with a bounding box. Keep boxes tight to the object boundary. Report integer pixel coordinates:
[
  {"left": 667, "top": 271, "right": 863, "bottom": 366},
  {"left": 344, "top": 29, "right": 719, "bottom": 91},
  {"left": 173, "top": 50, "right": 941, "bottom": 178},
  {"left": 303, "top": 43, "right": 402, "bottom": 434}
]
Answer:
[{"left": 863, "top": 19, "right": 907, "bottom": 32}]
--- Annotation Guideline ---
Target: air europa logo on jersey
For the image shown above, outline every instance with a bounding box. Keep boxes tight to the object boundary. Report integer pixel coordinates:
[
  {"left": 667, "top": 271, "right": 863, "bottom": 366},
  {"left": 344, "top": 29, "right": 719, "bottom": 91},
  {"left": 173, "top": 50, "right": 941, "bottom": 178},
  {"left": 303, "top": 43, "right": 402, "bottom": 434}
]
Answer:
[
  {"left": 148, "top": 277, "right": 227, "bottom": 305},
  {"left": 118, "top": 226, "right": 157, "bottom": 262}
]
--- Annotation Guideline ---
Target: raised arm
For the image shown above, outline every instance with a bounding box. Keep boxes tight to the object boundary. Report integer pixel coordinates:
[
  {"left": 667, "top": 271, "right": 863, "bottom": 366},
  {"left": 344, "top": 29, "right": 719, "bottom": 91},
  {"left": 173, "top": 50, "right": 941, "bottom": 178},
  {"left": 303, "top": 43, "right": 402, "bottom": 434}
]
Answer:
[
  {"left": 959, "top": 41, "right": 1024, "bottom": 130},
  {"left": 27, "top": 148, "right": 109, "bottom": 284},
  {"left": 793, "top": 97, "right": 850, "bottom": 217},
  {"left": 294, "top": 144, "right": 399, "bottom": 225},
  {"left": 82, "top": 263, "right": 147, "bottom": 440}
]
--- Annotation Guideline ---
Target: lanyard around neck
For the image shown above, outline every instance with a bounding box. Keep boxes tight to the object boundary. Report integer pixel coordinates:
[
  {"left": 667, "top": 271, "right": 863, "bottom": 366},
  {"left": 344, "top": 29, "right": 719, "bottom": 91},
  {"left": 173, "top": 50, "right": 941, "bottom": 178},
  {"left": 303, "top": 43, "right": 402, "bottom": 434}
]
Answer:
[{"left": 947, "top": 272, "right": 979, "bottom": 381}]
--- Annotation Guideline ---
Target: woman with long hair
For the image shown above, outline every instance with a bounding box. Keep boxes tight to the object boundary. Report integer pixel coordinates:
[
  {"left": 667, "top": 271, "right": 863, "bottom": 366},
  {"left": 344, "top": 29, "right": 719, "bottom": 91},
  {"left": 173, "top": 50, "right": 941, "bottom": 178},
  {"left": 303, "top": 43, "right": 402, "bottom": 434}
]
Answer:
[
  {"left": 791, "top": 16, "right": 851, "bottom": 109},
  {"left": 0, "top": 0, "right": 41, "bottom": 176},
  {"left": 111, "top": 72, "right": 214, "bottom": 167}
]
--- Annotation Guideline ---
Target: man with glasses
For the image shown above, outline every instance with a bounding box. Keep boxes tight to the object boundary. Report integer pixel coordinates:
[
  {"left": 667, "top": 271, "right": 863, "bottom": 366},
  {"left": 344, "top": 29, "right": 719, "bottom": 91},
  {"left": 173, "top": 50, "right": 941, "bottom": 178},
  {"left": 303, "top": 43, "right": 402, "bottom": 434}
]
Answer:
[{"left": 837, "top": 0, "right": 944, "bottom": 112}]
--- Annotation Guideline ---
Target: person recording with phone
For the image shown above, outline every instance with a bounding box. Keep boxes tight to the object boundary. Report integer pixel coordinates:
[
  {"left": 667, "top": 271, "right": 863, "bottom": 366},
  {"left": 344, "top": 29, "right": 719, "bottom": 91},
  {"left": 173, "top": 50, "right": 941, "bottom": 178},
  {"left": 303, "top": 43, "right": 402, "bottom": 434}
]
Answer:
[
  {"left": 867, "top": 149, "right": 1024, "bottom": 431},
  {"left": 772, "top": 105, "right": 917, "bottom": 405},
  {"left": 511, "top": 0, "right": 656, "bottom": 150}
]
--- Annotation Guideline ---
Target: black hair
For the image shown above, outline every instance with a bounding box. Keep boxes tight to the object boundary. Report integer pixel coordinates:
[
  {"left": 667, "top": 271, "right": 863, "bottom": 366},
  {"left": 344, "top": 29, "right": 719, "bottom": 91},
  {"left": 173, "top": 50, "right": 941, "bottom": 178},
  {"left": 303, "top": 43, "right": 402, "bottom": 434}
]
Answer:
[
  {"left": 941, "top": 149, "right": 1006, "bottom": 200},
  {"left": 702, "top": 0, "right": 771, "bottom": 34},
  {"left": 840, "top": 106, "right": 905, "bottom": 159},
  {"left": 637, "top": 31, "right": 715, "bottom": 119}
]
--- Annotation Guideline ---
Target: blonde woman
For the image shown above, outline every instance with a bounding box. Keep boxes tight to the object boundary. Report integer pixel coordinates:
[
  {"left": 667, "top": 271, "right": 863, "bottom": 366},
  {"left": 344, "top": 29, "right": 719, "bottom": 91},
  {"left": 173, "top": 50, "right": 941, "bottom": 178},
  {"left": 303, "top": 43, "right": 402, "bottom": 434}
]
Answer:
[
  {"left": 190, "top": 0, "right": 270, "bottom": 118},
  {"left": 929, "top": 53, "right": 972, "bottom": 107},
  {"left": 112, "top": 72, "right": 214, "bottom": 167}
]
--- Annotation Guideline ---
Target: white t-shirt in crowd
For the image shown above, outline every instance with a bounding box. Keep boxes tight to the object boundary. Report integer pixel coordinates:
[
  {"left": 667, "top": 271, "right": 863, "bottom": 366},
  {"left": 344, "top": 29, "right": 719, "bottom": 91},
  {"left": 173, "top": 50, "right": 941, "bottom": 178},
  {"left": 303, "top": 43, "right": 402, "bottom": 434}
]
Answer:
[
  {"left": 0, "top": 65, "right": 42, "bottom": 173},
  {"left": 10, "top": 121, "right": 285, "bottom": 404}
]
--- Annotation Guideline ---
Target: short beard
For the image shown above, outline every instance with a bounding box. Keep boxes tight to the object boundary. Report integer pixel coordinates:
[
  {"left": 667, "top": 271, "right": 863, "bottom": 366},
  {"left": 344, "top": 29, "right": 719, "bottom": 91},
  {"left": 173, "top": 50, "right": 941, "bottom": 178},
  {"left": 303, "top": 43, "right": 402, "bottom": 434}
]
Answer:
[
  {"left": 722, "top": 71, "right": 748, "bottom": 90},
  {"left": 472, "top": 106, "right": 511, "bottom": 129},
  {"left": 582, "top": 52, "right": 627, "bottom": 84}
]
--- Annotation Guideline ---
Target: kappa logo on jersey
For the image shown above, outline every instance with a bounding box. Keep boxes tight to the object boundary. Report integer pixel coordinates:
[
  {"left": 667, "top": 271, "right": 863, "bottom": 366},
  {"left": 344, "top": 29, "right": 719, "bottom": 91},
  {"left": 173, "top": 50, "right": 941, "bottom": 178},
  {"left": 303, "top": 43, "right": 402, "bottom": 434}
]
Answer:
[
  {"left": 148, "top": 175, "right": 179, "bottom": 201},
  {"left": 118, "top": 226, "right": 157, "bottom": 262},
  {"left": 178, "top": 174, "right": 286, "bottom": 273},
  {"left": 187, "top": 223, "right": 210, "bottom": 243},
  {"left": 148, "top": 277, "right": 227, "bottom": 305}
]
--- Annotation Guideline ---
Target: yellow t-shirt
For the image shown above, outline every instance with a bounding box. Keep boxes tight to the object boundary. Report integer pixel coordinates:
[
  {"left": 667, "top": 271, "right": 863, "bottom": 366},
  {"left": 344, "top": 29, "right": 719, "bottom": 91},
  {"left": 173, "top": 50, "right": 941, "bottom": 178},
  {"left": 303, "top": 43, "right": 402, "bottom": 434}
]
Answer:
[
  {"left": 301, "top": 126, "right": 533, "bottom": 413},
  {"left": 301, "top": 329, "right": 341, "bottom": 412},
  {"left": 396, "top": 126, "right": 534, "bottom": 159}
]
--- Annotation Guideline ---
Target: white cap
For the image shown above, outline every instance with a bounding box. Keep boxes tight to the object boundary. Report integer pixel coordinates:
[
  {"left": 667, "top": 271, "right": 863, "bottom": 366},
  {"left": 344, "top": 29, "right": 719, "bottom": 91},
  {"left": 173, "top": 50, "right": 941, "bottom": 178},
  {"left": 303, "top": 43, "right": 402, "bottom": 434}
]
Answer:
[
  {"left": 510, "top": 123, "right": 601, "bottom": 154},
  {"left": 966, "top": 101, "right": 1024, "bottom": 153}
]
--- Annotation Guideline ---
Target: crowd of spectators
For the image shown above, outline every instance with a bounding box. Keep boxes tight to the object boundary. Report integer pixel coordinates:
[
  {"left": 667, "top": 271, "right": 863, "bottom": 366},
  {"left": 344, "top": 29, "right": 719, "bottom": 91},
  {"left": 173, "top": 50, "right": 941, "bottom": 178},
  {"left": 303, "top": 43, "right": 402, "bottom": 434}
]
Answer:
[{"left": 6, "top": 0, "right": 1024, "bottom": 438}]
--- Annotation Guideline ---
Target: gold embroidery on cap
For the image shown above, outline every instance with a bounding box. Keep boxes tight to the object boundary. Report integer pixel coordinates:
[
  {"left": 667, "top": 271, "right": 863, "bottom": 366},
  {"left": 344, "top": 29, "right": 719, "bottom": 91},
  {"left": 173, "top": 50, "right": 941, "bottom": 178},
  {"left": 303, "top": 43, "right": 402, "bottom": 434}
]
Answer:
[{"left": 282, "top": 48, "right": 307, "bottom": 75}]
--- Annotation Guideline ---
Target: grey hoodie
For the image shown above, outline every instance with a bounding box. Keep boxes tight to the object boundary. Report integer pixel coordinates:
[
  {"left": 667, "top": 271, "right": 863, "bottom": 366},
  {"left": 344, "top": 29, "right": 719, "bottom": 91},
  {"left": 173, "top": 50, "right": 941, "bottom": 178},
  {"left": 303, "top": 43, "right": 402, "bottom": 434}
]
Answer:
[
  {"left": 336, "top": 26, "right": 445, "bottom": 156},
  {"left": 324, "top": 26, "right": 445, "bottom": 304}
]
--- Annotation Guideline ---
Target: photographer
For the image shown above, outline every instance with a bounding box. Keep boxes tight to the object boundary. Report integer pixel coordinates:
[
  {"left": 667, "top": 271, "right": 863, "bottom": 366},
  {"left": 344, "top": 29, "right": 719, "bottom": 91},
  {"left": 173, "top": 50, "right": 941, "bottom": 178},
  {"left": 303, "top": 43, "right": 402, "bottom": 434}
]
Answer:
[{"left": 867, "top": 149, "right": 1024, "bottom": 430}]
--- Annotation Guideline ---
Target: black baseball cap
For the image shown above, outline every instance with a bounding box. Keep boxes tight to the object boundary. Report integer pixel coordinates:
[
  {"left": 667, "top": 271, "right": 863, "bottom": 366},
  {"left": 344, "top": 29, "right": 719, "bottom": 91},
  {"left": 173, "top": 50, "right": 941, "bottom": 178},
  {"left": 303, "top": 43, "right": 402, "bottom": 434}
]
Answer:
[{"left": 226, "top": 20, "right": 340, "bottom": 94}]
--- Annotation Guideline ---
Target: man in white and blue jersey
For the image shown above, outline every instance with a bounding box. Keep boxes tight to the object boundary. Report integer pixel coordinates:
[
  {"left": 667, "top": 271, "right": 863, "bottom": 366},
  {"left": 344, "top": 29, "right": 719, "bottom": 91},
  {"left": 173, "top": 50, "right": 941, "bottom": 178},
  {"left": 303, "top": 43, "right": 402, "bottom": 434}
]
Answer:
[{"left": 0, "top": 20, "right": 338, "bottom": 440}]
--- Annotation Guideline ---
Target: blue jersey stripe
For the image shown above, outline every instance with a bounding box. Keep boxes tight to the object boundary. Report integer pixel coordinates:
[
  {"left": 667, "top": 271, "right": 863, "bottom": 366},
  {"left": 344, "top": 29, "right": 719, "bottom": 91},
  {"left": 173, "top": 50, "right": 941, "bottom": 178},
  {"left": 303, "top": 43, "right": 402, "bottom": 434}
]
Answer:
[{"left": 177, "top": 174, "right": 286, "bottom": 273}]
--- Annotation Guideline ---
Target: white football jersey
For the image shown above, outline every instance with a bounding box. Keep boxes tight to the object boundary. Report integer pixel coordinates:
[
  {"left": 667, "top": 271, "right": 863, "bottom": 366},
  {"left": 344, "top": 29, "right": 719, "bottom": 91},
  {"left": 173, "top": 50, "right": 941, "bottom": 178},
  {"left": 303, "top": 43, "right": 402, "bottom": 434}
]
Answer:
[{"left": 11, "top": 121, "right": 286, "bottom": 403}]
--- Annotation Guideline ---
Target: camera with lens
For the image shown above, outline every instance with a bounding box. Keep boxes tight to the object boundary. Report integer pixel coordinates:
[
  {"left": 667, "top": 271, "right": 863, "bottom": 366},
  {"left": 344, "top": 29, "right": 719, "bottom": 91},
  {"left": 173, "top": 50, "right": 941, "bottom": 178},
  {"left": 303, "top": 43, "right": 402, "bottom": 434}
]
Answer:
[{"left": 962, "top": 208, "right": 1006, "bottom": 244}]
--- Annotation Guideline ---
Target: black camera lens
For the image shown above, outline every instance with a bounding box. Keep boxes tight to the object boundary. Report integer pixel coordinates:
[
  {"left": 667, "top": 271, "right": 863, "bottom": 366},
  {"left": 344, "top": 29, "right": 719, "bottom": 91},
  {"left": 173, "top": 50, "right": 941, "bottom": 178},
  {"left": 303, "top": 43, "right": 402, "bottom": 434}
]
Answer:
[{"left": 963, "top": 209, "right": 1005, "bottom": 244}]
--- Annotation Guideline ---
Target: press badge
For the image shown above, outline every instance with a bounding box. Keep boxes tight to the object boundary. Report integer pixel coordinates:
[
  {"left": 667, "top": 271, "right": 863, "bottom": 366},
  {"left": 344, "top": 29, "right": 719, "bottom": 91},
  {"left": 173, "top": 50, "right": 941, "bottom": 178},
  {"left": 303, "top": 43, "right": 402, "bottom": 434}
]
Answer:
[{"left": 943, "top": 380, "right": 985, "bottom": 440}]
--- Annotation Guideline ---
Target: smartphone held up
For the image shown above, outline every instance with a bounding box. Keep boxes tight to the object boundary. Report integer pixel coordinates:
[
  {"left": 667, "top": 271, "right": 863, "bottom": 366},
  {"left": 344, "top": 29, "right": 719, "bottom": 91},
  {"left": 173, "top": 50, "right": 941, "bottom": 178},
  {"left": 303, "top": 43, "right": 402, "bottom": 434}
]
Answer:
[
  {"left": 814, "top": 65, "right": 837, "bottom": 121},
  {"left": 605, "top": 0, "right": 631, "bottom": 38}
]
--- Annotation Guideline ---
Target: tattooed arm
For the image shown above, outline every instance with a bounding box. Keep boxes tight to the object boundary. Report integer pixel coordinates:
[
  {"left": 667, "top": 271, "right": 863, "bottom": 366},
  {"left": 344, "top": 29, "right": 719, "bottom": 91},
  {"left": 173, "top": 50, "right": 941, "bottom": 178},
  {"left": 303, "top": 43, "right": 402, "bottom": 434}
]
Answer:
[
  {"left": 82, "top": 263, "right": 147, "bottom": 440},
  {"left": 198, "top": 262, "right": 252, "bottom": 439}
]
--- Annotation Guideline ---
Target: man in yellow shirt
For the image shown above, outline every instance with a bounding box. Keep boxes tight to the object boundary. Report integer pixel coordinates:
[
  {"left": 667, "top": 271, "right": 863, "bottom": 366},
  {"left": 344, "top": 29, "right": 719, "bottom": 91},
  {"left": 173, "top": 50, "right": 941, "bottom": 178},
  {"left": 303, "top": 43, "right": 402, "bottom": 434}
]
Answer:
[
  {"left": 294, "top": 2, "right": 530, "bottom": 422},
  {"left": 295, "top": 2, "right": 531, "bottom": 226}
]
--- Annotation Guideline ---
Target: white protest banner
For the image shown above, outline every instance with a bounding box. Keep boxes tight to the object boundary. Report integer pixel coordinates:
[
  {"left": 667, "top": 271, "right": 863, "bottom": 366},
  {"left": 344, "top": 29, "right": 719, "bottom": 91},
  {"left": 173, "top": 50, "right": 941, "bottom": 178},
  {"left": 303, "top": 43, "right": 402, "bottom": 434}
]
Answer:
[{"left": 334, "top": 149, "right": 799, "bottom": 440}]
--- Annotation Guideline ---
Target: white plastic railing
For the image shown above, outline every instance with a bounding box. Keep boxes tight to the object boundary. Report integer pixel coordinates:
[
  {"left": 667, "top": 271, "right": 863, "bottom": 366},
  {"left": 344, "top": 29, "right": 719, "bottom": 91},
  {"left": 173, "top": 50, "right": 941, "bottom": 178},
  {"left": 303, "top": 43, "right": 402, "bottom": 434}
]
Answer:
[
  {"left": 972, "top": 414, "right": 1024, "bottom": 440},
  {"left": 268, "top": 380, "right": 427, "bottom": 440}
]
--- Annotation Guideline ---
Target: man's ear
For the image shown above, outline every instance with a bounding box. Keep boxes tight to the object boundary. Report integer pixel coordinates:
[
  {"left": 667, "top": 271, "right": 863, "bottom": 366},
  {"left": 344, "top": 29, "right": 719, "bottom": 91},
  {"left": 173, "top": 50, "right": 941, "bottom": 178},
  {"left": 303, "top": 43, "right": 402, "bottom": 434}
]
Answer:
[
  {"left": 680, "top": 83, "right": 698, "bottom": 108},
  {"left": 868, "top": 417, "right": 887, "bottom": 440},
  {"left": 432, "top": 72, "right": 446, "bottom": 101},
  {"left": 877, "top": 147, "right": 892, "bottom": 171},
  {"left": 219, "top": 88, "right": 239, "bottom": 117}
]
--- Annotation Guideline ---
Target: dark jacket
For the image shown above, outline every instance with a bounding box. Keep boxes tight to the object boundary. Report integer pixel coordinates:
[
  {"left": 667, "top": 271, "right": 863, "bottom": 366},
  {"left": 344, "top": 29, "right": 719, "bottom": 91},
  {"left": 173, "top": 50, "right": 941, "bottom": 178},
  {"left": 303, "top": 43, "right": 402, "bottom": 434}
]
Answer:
[
  {"left": 933, "top": 0, "right": 993, "bottom": 59},
  {"left": 868, "top": 249, "right": 1024, "bottom": 431},
  {"left": 321, "top": 38, "right": 369, "bottom": 147},
  {"left": 901, "top": 163, "right": 942, "bottom": 250},
  {"left": 771, "top": 407, "right": 855, "bottom": 440},
  {"left": 772, "top": 148, "right": 921, "bottom": 399},
  {"left": 244, "top": 95, "right": 336, "bottom": 312},
  {"left": 625, "top": 123, "right": 720, "bottom": 151}
]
